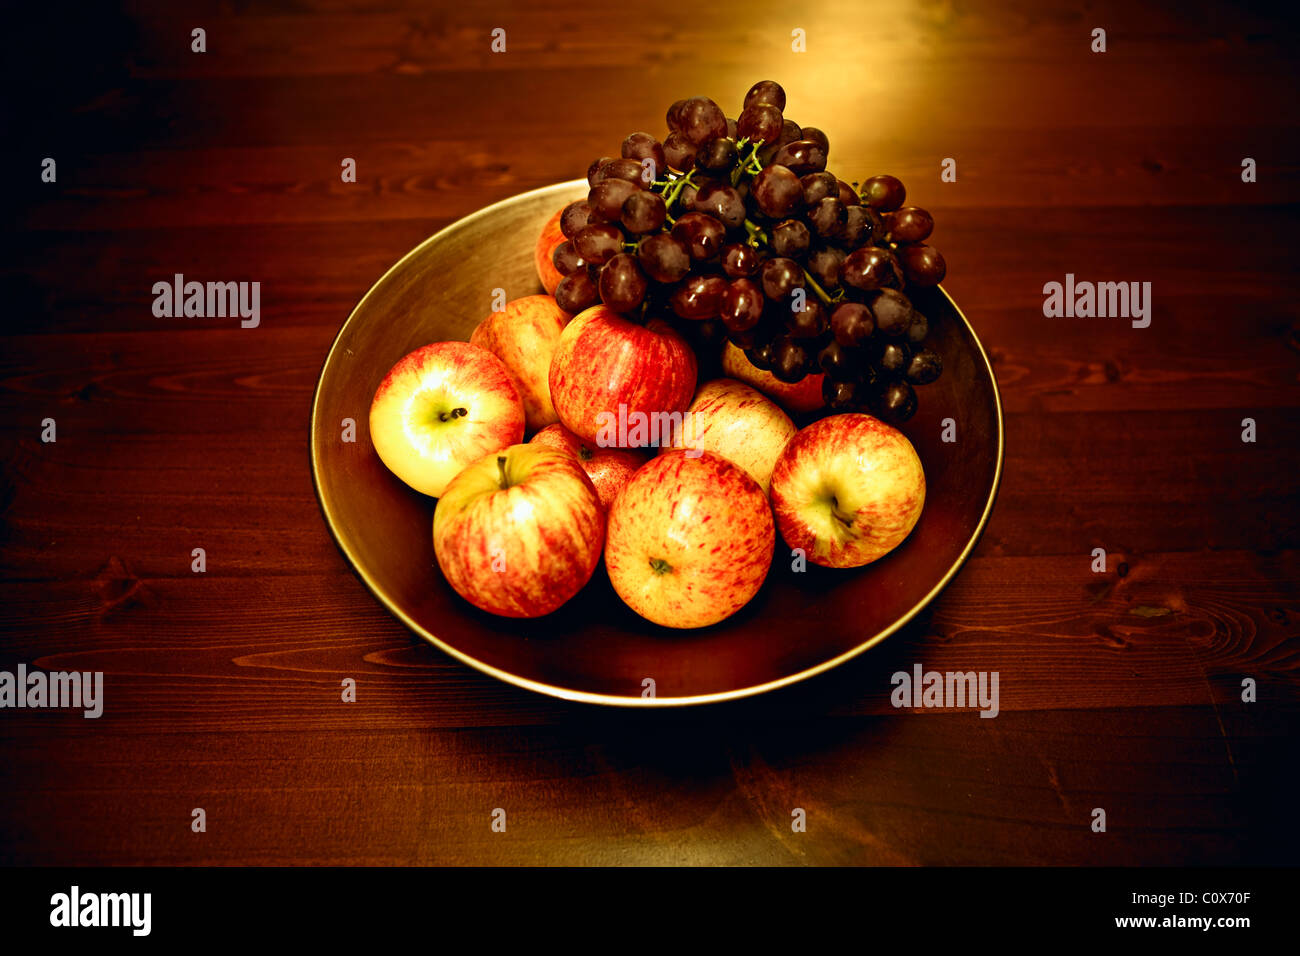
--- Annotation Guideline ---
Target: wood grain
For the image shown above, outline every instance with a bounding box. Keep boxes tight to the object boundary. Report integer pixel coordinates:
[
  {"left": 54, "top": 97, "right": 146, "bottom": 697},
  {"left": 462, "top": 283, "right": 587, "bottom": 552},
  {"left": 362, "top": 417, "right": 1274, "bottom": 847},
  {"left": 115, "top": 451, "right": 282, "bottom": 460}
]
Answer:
[{"left": 1, "top": 0, "right": 1297, "bottom": 866}]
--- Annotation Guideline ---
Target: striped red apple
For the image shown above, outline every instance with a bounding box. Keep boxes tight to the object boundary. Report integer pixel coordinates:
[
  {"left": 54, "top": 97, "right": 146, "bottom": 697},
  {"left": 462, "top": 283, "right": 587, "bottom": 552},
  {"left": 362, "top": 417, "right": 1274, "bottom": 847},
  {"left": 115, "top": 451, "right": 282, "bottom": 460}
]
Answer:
[
  {"left": 534, "top": 206, "right": 567, "bottom": 295},
  {"left": 369, "top": 341, "right": 524, "bottom": 498},
  {"left": 529, "top": 422, "right": 650, "bottom": 509},
  {"left": 605, "top": 450, "right": 774, "bottom": 628},
  {"left": 470, "top": 294, "right": 571, "bottom": 432},
  {"left": 663, "top": 377, "right": 796, "bottom": 495},
  {"left": 433, "top": 443, "right": 605, "bottom": 618},
  {"left": 770, "top": 413, "right": 925, "bottom": 568},
  {"left": 549, "top": 304, "right": 698, "bottom": 446},
  {"left": 721, "top": 341, "right": 825, "bottom": 414}
]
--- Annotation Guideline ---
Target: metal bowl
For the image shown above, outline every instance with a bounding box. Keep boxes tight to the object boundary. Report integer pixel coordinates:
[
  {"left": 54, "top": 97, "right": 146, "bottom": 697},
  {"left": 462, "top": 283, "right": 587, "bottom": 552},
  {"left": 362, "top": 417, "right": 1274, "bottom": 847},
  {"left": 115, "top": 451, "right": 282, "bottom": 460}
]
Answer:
[{"left": 310, "top": 180, "right": 1003, "bottom": 706}]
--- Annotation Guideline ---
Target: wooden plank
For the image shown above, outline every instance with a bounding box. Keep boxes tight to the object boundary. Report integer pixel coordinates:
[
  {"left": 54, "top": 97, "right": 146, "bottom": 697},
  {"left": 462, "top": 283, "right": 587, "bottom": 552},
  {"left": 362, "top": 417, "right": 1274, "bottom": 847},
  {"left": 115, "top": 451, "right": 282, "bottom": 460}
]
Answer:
[
  {"left": 110, "top": 1, "right": 1300, "bottom": 91},
  {"left": 13, "top": 50, "right": 1298, "bottom": 168},
  {"left": 4, "top": 206, "right": 1300, "bottom": 339},
  {"left": 0, "top": 550, "right": 1294, "bottom": 735},
  {"left": 1, "top": 705, "right": 1295, "bottom": 865},
  {"left": 13, "top": 126, "right": 1299, "bottom": 235}
]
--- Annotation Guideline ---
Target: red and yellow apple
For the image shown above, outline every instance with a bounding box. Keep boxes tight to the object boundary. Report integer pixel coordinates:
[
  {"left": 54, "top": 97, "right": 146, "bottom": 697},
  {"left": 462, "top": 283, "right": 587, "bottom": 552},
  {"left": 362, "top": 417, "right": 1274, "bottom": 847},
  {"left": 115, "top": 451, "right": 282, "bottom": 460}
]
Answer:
[
  {"left": 530, "top": 422, "right": 650, "bottom": 509},
  {"left": 433, "top": 443, "right": 605, "bottom": 618},
  {"left": 534, "top": 206, "right": 567, "bottom": 295},
  {"left": 664, "top": 377, "right": 796, "bottom": 495},
  {"left": 605, "top": 451, "right": 775, "bottom": 628},
  {"left": 769, "top": 413, "right": 925, "bottom": 568},
  {"left": 369, "top": 341, "right": 525, "bottom": 498},
  {"left": 470, "top": 294, "right": 571, "bottom": 433},
  {"left": 721, "top": 341, "right": 825, "bottom": 414},
  {"left": 549, "top": 304, "right": 698, "bottom": 447}
]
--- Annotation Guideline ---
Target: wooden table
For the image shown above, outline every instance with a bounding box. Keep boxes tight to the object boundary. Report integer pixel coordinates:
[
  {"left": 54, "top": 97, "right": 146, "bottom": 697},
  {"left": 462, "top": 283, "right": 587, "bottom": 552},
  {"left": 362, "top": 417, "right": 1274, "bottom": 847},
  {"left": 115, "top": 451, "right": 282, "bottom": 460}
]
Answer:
[{"left": 2, "top": 0, "right": 1297, "bottom": 866}]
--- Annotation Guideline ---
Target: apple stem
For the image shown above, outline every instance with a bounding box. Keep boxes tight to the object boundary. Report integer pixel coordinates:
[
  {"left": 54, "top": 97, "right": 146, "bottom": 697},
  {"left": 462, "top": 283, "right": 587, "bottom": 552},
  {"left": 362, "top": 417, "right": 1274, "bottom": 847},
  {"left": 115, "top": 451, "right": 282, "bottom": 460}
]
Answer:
[
  {"left": 829, "top": 497, "right": 855, "bottom": 531},
  {"left": 439, "top": 407, "right": 468, "bottom": 423},
  {"left": 497, "top": 456, "right": 509, "bottom": 490}
]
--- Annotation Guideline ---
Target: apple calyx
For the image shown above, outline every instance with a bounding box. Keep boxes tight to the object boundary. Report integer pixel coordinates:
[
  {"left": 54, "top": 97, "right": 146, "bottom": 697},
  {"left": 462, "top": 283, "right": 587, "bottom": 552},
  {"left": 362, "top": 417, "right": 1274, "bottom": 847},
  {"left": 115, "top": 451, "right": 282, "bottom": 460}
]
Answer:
[
  {"left": 578, "top": 445, "right": 594, "bottom": 461},
  {"left": 649, "top": 557, "right": 673, "bottom": 575}
]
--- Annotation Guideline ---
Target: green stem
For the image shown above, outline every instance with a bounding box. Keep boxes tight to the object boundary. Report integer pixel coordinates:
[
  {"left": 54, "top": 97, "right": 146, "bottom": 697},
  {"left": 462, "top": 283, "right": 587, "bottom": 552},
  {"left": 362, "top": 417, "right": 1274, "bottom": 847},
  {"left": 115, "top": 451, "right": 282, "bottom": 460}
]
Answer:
[
  {"left": 661, "top": 170, "right": 696, "bottom": 226},
  {"left": 732, "top": 140, "right": 765, "bottom": 185},
  {"left": 744, "top": 218, "right": 769, "bottom": 246},
  {"left": 663, "top": 170, "right": 695, "bottom": 208},
  {"left": 802, "top": 269, "right": 833, "bottom": 306}
]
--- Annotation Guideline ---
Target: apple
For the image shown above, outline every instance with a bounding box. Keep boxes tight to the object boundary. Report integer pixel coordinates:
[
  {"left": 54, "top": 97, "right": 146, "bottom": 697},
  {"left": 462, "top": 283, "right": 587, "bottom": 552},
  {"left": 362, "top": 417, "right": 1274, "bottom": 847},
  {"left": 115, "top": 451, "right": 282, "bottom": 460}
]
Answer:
[
  {"left": 769, "top": 413, "right": 925, "bottom": 569},
  {"left": 530, "top": 422, "right": 650, "bottom": 510},
  {"left": 663, "top": 378, "right": 795, "bottom": 495},
  {"left": 549, "top": 304, "right": 698, "bottom": 447},
  {"left": 605, "top": 450, "right": 774, "bottom": 629},
  {"left": 721, "top": 341, "right": 825, "bottom": 414},
  {"left": 534, "top": 206, "right": 567, "bottom": 295},
  {"left": 470, "top": 294, "right": 571, "bottom": 433},
  {"left": 433, "top": 443, "right": 605, "bottom": 618},
  {"left": 369, "top": 341, "right": 525, "bottom": 498}
]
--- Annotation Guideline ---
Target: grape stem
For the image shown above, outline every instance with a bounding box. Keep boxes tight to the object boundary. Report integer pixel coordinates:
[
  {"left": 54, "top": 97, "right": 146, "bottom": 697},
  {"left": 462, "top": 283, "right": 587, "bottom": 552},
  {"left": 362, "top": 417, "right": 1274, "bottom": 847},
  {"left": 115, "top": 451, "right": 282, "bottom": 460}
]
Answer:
[
  {"left": 732, "top": 140, "right": 765, "bottom": 185},
  {"left": 802, "top": 268, "right": 835, "bottom": 306},
  {"left": 743, "top": 218, "right": 769, "bottom": 247},
  {"left": 661, "top": 170, "right": 697, "bottom": 226}
]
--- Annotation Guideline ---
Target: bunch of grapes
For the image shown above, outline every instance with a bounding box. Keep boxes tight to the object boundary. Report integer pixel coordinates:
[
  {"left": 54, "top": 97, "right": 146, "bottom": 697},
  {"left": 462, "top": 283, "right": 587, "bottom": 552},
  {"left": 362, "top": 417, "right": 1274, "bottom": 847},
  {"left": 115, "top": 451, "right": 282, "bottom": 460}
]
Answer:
[{"left": 551, "top": 80, "right": 946, "bottom": 423}]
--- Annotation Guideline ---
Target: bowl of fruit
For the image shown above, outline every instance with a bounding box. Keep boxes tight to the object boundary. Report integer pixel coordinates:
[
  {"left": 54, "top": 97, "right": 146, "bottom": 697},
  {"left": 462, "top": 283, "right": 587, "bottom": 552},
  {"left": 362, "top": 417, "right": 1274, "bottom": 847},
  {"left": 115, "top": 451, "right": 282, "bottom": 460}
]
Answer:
[{"left": 310, "top": 81, "right": 1003, "bottom": 705}]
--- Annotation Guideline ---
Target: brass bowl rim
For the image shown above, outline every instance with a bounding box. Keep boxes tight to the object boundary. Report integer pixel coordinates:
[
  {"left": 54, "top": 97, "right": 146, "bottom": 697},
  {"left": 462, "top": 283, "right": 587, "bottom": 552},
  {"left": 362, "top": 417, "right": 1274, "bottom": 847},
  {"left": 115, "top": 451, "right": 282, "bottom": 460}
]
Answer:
[{"left": 309, "top": 179, "right": 1005, "bottom": 708}]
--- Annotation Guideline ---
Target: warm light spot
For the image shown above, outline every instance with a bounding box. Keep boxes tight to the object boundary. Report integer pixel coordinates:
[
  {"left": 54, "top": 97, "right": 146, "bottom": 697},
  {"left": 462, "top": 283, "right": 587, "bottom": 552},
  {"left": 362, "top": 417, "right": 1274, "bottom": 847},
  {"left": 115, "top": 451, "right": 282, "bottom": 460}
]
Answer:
[
  {"left": 510, "top": 497, "right": 536, "bottom": 524},
  {"left": 663, "top": 496, "right": 697, "bottom": 552},
  {"left": 854, "top": 452, "right": 879, "bottom": 475}
]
